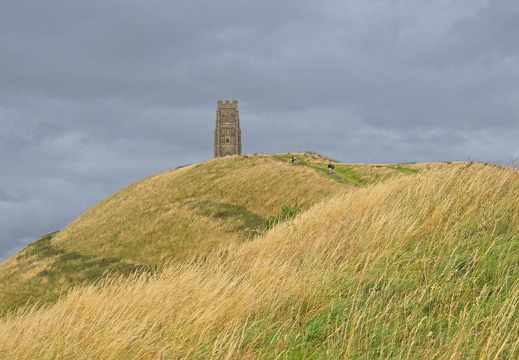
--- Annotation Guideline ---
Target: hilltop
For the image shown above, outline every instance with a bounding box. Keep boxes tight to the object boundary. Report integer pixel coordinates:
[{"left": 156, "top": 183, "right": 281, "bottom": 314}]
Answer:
[{"left": 0, "top": 153, "right": 517, "bottom": 359}]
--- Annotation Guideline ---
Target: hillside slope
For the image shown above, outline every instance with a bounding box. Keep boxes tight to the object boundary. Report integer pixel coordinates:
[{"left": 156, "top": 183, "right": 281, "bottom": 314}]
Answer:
[
  {"left": 0, "top": 160, "right": 517, "bottom": 359},
  {"left": 3, "top": 153, "right": 408, "bottom": 313},
  {"left": 51, "top": 153, "right": 345, "bottom": 264}
]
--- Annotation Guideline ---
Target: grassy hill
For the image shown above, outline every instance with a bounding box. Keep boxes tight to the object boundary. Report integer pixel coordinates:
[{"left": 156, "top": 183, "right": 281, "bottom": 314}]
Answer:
[
  {"left": 0, "top": 153, "right": 398, "bottom": 314},
  {"left": 0, "top": 154, "right": 517, "bottom": 359}
]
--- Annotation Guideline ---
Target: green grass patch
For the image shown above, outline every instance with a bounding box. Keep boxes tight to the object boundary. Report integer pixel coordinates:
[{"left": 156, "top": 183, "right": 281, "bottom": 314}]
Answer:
[
  {"left": 19, "top": 231, "right": 64, "bottom": 259},
  {"left": 184, "top": 199, "right": 265, "bottom": 233},
  {"left": 271, "top": 153, "right": 419, "bottom": 186},
  {"left": 264, "top": 202, "right": 303, "bottom": 230},
  {"left": 308, "top": 163, "right": 368, "bottom": 185},
  {"left": 2, "top": 232, "right": 150, "bottom": 315},
  {"left": 272, "top": 153, "right": 310, "bottom": 166},
  {"left": 388, "top": 163, "right": 420, "bottom": 174}
]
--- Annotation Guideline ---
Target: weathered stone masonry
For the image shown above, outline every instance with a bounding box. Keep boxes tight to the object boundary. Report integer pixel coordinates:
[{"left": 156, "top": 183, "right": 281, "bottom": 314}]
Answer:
[{"left": 214, "top": 100, "right": 242, "bottom": 157}]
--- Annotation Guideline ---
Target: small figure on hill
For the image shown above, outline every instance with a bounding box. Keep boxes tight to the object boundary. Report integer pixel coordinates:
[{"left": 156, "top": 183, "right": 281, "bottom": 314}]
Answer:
[
  {"left": 328, "top": 163, "right": 335, "bottom": 173},
  {"left": 291, "top": 155, "right": 297, "bottom": 164}
]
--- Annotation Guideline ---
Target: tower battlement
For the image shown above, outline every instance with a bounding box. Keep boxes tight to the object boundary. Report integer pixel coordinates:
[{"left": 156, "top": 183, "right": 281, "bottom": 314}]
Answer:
[
  {"left": 214, "top": 100, "right": 241, "bottom": 157},
  {"left": 217, "top": 100, "right": 238, "bottom": 108}
]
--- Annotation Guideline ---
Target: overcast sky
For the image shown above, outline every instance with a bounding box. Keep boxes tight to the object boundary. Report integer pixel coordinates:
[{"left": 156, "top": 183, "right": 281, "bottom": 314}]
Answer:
[{"left": 1, "top": 0, "right": 518, "bottom": 261}]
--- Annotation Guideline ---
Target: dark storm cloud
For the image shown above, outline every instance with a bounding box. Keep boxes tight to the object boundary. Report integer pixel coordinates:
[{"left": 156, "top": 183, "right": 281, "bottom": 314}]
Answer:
[
  {"left": 1, "top": 0, "right": 518, "bottom": 260},
  {"left": 1, "top": 0, "right": 315, "bottom": 104}
]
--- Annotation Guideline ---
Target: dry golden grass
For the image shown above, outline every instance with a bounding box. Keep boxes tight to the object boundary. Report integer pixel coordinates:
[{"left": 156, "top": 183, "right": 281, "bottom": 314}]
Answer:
[
  {"left": 0, "top": 161, "right": 517, "bottom": 359},
  {"left": 3, "top": 153, "right": 426, "bottom": 316},
  {"left": 51, "top": 154, "right": 344, "bottom": 265}
]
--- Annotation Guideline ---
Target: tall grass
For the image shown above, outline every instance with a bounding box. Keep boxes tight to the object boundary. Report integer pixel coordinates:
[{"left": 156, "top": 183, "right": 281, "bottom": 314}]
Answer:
[
  {"left": 0, "top": 162, "right": 517, "bottom": 359},
  {"left": 51, "top": 154, "right": 344, "bottom": 265},
  {"left": 0, "top": 154, "right": 421, "bottom": 315}
]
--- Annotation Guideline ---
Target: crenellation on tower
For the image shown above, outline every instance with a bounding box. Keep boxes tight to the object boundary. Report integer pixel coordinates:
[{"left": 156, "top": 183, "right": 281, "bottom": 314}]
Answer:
[{"left": 214, "top": 100, "right": 242, "bottom": 157}]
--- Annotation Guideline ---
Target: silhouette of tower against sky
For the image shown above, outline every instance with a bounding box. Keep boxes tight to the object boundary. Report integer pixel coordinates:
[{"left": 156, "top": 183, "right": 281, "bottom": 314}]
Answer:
[{"left": 214, "top": 100, "right": 242, "bottom": 157}]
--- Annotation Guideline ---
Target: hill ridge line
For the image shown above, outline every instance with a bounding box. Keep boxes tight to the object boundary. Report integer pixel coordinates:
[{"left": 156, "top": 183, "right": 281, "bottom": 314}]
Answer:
[{"left": 271, "top": 154, "right": 359, "bottom": 186}]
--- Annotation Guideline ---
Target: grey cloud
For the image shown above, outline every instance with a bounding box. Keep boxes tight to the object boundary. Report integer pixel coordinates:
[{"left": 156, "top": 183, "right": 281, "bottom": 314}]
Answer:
[
  {"left": 0, "top": 189, "right": 27, "bottom": 203},
  {"left": 1, "top": 0, "right": 518, "bottom": 260}
]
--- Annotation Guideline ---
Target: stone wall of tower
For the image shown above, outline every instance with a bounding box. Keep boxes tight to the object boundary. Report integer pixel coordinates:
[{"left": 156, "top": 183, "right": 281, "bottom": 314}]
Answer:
[{"left": 214, "top": 100, "right": 242, "bottom": 157}]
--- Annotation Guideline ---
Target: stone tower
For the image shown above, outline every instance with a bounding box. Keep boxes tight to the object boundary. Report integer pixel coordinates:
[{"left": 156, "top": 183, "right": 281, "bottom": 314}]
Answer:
[{"left": 214, "top": 100, "right": 242, "bottom": 157}]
